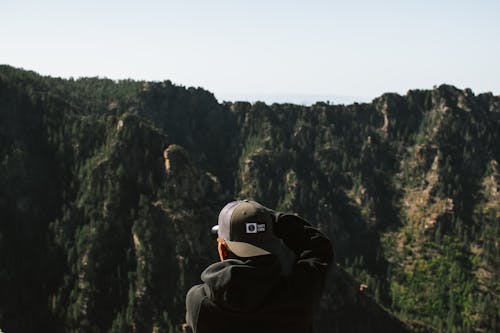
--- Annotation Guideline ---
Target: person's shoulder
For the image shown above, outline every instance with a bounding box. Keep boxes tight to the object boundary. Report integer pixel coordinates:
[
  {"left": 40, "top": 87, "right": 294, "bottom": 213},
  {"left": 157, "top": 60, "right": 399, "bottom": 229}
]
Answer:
[
  {"left": 187, "top": 283, "right": 210, "bottom": 305},
  {"left": 186, "top": 283, "right": 211, "bottom": 332}
]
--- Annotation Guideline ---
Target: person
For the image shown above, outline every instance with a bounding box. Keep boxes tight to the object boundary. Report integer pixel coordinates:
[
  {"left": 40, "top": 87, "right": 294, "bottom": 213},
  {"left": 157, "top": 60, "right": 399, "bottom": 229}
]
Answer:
[{"left": 184, "top": 200, "right": 334, "bottom": 333}]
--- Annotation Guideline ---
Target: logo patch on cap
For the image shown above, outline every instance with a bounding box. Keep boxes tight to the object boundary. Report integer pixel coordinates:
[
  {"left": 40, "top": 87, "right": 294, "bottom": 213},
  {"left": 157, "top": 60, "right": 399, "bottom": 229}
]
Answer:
[{"left": 245, "top": 222, "right": 266, "bottom": 234}]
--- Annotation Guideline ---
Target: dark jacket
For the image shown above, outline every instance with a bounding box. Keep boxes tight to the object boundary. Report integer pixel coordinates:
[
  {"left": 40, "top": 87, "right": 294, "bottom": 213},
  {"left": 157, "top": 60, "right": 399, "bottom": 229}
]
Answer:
[{"left": 185, "top": 214, "right": 334, "bottom": 333}]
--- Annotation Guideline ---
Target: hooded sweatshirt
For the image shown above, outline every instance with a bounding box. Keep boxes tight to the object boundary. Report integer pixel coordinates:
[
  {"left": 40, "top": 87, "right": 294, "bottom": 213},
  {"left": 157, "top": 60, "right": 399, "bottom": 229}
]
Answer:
[{"left": 185, "top": 214, "right": 334, "bottom": 333}]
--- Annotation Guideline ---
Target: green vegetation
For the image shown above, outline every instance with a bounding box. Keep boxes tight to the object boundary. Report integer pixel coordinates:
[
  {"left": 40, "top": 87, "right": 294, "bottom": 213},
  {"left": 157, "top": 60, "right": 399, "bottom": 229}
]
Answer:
[{"left": 0, "top": 66, "right": 499, "bottom": 332}]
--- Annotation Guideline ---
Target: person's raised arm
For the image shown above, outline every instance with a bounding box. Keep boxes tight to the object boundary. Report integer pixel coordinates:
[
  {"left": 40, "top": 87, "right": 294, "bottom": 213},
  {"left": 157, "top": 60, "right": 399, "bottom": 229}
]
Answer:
[{"left": 274, "top": 213, "right": 334, "bottom": 296}]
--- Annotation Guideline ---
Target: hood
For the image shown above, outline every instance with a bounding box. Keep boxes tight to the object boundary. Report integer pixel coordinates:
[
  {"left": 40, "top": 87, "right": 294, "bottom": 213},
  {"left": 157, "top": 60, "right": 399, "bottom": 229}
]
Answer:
[{"left": 201, "top": 255, "right": 282, "bottom": 312}]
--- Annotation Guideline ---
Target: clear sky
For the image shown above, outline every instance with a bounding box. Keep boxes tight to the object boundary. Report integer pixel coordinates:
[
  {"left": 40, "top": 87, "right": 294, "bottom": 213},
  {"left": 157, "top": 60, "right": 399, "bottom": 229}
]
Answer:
[{"left": 1, "top": 0, "right": 499, "bottom": 104}]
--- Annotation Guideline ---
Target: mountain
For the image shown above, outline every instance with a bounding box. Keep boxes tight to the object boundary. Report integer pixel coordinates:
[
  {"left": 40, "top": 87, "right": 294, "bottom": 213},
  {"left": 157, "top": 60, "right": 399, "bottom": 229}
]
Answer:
[
  {"left": 214, "top": 92, "right": 370, "bottom": 106},
  {"left": 0, "top": 65, "right": 498, "bottom": 333}
]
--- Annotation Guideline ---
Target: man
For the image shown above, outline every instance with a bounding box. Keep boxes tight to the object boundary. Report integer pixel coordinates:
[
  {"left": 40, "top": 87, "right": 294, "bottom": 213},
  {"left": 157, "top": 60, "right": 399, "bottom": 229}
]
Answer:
[{"left": 185, "top": 200, "right": 334, "bottom": 333}]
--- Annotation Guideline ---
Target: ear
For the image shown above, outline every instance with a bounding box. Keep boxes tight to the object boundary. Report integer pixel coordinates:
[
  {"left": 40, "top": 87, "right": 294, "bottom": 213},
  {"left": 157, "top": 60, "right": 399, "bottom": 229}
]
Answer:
[{"left": 217, "top": 238, "right": 230, "bottom": 261}]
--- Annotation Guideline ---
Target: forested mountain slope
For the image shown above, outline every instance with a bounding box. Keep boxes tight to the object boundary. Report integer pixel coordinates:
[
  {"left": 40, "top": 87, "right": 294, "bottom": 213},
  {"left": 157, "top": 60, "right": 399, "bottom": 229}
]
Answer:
[{"left": 0, "top": 65, "right": 498, "bottom": 333}]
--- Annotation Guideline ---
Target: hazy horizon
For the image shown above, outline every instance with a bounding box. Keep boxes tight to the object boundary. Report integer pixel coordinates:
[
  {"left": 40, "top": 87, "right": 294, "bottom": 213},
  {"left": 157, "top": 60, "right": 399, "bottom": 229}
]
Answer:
[
  {"left": 2, "top": 0, "right": 499, "bottom": 104},
  {"left": 3, "top": 63, "right": 496, "bottom": 107},
  {"left": 216, "top": 92, "right": 370, "bottom": 105}
]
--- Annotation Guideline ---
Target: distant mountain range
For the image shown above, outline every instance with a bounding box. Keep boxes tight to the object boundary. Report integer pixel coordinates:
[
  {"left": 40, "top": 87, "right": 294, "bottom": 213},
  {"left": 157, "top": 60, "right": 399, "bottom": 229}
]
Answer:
[
  {"left": 0, "top": 65, "right": 498, "bottom": 333},
  {"left": 215, "top": 92, "right": 371, "bottom": 105}
]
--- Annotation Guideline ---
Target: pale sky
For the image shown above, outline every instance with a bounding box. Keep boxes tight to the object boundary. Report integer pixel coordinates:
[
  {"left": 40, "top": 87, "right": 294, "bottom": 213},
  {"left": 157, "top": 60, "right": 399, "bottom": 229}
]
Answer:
[{"left": 1, "top": 0, "right": 499, "bottom": 104}]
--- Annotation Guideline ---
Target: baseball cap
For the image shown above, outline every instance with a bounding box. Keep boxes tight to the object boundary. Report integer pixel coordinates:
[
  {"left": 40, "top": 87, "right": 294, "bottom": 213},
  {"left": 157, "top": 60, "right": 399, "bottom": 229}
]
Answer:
[{"left": 212, "top": 200, "right": 284, "bottom": 258}]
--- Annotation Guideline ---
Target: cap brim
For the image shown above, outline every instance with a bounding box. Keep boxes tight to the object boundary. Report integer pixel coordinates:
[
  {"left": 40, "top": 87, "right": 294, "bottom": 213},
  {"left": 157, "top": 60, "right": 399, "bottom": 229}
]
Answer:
[
  {"left": 211, "top": 225, "right": 219, "bottom": 235},
  {"left": 226, "top": 238, "right": 295, "bottom": 275},
  {"left": 225, "top": 240, "right": 271, "bottom": 257}
]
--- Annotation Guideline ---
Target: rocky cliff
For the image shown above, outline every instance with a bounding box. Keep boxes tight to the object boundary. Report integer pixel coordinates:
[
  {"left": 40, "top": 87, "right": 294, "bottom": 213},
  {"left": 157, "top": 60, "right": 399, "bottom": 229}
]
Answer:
[{"left": 0, "top": 65, "right": 498, "bottom": 333}]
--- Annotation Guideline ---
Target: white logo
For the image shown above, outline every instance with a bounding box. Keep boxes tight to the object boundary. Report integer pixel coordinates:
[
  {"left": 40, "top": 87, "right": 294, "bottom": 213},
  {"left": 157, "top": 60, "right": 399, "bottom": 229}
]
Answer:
[
  {"left": 246, "top": 223, "right": 257, "bottom": 233},
  {"left": 246, "top": 223, "right": 266, "bottom": 234}
]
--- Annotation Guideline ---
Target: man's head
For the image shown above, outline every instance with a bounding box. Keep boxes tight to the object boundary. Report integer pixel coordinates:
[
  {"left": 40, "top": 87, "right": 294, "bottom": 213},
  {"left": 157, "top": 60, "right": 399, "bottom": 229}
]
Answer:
[{"left": 212, "top": 200, "right": 283, "bottom": 260}]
